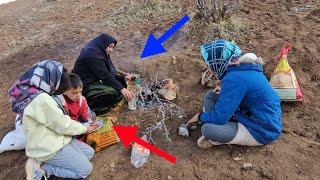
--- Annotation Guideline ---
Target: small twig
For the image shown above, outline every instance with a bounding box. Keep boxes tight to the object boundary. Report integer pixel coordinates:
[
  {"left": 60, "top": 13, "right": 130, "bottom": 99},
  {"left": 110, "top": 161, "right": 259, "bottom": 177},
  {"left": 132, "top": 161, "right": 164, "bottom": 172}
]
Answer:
[
  {"left": 139, "top": 87, "right": 145, "bottom": 104},
  {"left": 155, "top": 73, "right": 158, "bottom": 86},
  {"left": 287, "top": 5, "right": 315, "bottom": 15},
  {"left": 201, "top": 69, "right": 213, "bottom": 85}
]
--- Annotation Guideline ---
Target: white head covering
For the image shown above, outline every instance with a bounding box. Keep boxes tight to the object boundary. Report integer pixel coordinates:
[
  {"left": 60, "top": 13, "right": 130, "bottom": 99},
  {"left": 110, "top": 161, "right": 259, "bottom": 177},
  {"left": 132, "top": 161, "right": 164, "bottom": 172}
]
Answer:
[{"left": 239, "top": 53, "right": 257, "bottom": 61}]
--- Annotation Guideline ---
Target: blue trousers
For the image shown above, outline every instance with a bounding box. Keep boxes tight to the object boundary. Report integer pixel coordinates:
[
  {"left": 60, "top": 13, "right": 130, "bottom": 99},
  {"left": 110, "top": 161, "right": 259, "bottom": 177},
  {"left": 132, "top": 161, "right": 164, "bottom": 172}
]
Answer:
[
  {"left": 42, "top": 139, "right": 94, "bottom": 179},
  {"left": 201, "top": 91, "right": 238, "bottom": 143}
]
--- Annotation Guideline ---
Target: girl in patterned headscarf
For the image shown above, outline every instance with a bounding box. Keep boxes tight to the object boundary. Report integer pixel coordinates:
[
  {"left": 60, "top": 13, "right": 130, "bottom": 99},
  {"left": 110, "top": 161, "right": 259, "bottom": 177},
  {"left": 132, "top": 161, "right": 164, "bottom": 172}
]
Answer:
[
  {"left": 187, "top": 40, "right": 282, "bottom": 148},
  {"left": 9, "top": 60, "right": 67, "bottom": 120},
  {"left": 8, "top": 60, "right": 95, "bottom": 179}
]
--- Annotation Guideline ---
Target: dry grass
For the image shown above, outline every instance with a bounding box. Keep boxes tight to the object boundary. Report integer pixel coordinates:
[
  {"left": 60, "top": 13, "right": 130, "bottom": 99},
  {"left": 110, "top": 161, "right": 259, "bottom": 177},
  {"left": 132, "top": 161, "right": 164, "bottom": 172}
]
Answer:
[
  {"left": 196, "top": 0, "right": 240, "bottom": 23},
  {"left": 74, "top": 2, "right": 94, "bottom": 14},
  {"left": 188, "top": 0, "right": 247, "bottom": 44},
  {"left": 103, "top": 0, "right": 181, "bottom": 28},
  {"left": 218, "top": 16, "right": 246, "bottom": 40},
  {"left": 188, "top": 15, "right": 246, "bottom": 44}
]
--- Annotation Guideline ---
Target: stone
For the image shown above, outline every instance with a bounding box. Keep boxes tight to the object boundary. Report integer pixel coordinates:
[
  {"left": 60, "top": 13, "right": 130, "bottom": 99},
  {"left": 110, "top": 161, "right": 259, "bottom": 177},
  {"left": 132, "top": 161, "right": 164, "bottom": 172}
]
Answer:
[
  {"left": 242, "top": 163, "right": 253, "bottom": 170},
  {"left": 234, "top": 157, "right": 243, "bottom": 161}
]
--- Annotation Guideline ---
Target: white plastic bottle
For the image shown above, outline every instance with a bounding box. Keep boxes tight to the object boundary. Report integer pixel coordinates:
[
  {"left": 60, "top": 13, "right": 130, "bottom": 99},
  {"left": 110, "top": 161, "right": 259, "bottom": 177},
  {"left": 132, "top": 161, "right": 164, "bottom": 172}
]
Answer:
[
  {"left": 128, "top": 98, "right": 137, "bottom": 110},
  {"left": 131, "top": 135, "right": 150, "bottom": 168}
]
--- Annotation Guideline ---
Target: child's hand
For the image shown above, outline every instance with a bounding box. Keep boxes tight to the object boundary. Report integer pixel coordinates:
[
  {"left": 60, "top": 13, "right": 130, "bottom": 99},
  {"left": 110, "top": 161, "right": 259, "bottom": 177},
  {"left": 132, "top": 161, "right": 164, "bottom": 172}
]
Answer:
[{"left": 87, "top": 118, "right": 93, "bottom": 124}]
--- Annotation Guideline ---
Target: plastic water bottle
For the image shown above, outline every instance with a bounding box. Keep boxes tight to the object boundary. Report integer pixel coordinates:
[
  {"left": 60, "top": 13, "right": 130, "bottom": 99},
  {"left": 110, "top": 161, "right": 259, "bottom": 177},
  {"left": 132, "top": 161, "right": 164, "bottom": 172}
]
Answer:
[
  {"left": 131, "top": 135, "right": 150, "bottom": 168},
  {"left": 127, "top": 75, "right": 138, "bottom": 111},
  {"left": 128, "top": 98, "right": 137, "bottom": 110}
]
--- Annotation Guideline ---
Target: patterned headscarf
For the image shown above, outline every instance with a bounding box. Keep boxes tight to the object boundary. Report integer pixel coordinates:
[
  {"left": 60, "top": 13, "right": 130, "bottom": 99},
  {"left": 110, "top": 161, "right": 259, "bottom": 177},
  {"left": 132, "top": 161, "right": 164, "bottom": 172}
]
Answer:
[
  {"left": 200, "top": 40, "right": 242, "bottom": 79},
  {"left": 8, "top": 60, "right": 63, "bottom": 117}
]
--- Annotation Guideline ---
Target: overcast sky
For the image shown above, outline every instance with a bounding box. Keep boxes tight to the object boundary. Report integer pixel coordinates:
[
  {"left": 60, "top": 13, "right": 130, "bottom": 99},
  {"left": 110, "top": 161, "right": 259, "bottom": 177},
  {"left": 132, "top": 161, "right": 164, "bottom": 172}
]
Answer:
[{"left": 0, "top": 0, "right": 16, "bottom": 5}]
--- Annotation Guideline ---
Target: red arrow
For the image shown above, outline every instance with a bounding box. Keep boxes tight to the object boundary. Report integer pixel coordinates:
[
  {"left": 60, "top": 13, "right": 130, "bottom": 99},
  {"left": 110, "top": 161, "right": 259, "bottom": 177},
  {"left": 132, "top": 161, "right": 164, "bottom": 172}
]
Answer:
[{"left": 112, "top": 126, "right": 176, "bottom": 163}]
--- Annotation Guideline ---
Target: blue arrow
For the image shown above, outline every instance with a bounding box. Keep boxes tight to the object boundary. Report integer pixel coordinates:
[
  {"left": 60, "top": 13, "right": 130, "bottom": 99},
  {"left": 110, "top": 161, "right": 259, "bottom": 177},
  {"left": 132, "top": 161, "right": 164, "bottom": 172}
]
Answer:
[{"left": 140, "top": 15, "right": 190, "bottom": 58}]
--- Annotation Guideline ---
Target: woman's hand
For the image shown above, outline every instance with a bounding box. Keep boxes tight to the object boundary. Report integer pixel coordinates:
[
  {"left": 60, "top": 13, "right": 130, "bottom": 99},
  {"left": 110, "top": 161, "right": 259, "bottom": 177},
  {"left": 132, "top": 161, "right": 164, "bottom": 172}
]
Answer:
[
  {"left": 121, "top": 88, "right": 135, "bottom": 100},
  {"left": 124, "top": 74, "right": 136, "bottom": 82},
  {"left": 85, "top": 125, "right": 95, "bottom": 134},
  {"left": 187, "top": 113, "right": 200, "bottom": 124},
  {"left": 213, "top": 86, "right": 221, "bottom": 94}
]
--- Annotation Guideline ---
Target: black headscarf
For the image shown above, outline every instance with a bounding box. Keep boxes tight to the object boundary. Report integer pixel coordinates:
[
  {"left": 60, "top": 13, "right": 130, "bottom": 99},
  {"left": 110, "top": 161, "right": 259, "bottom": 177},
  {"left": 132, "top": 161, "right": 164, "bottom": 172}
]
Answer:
[{"left": 76, "top": 34, "right": 118, "bottom": 76}]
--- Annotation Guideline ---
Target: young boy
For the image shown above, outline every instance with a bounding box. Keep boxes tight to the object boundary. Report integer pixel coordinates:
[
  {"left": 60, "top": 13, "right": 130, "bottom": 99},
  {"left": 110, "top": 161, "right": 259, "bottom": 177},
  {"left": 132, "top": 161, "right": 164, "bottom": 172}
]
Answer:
[{"left": 58, "top": 73, "right": 95, "bottom": 123}]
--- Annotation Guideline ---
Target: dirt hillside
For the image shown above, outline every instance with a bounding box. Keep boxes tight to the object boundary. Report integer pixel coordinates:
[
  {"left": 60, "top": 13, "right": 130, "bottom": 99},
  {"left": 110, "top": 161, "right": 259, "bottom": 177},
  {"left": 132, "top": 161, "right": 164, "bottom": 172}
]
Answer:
[{"left": 0, "top": 0, "right": 319, "bottom": 179}]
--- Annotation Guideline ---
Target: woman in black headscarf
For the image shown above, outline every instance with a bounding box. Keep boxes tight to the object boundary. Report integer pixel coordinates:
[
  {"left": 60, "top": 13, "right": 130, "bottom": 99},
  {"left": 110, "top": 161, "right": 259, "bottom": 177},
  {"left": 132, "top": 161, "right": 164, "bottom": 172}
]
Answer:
[{"left": 73, "top": 34, "right": 135, "bottom": 114}]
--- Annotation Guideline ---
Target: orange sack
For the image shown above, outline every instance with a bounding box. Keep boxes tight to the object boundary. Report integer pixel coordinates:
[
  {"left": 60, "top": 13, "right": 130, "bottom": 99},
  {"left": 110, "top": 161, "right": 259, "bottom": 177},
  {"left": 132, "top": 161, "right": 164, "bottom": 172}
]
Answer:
[
  {"left": 270, "top": 42, "right": 303, "bottom": 101},
  {"left": 85, "top": 117, "right": 119, "bottom": 152}
]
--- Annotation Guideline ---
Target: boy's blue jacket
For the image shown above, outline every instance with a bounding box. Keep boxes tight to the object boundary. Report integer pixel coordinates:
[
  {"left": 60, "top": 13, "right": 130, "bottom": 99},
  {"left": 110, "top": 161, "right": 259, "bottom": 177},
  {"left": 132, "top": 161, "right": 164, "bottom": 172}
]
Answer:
[{"left": 199, "top": 64, "right": 282, "bottom": 144}]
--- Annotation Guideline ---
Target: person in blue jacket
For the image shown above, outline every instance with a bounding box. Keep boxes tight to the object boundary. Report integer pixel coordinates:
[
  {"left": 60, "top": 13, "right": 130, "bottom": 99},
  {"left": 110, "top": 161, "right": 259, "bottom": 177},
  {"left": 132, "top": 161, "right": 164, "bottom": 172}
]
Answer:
[{"left": 187, "top": 40, "right": 282, "bottom": 148}]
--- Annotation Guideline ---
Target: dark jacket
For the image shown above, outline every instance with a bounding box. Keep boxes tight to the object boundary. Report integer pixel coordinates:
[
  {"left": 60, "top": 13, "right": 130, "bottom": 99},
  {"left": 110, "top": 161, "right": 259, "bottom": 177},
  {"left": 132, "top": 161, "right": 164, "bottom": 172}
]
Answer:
[
  {"left": 199, "top": 63, "right": 282, "bottom": 144},
  {"left": 73, "top": 34, "right": 125, "bottom": 92}
]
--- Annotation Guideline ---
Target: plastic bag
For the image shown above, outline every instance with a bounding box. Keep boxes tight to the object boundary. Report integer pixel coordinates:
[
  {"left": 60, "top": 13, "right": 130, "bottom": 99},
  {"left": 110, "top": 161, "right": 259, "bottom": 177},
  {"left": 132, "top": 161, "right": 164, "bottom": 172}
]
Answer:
[
  {"left": 270, "top": 42, "right": 303, "bottom": 101},
  {"left": 131, "top": 135, "right": 150, "bottom": 168},
  {"left": 158, "top": 79, "right": 177, "bottom": 100},
  {"left": 178, "top": 123, "right": 189, "bottom": 137},
  {"left": 0, "top": 115, "right": 26, "bottom": 154}
]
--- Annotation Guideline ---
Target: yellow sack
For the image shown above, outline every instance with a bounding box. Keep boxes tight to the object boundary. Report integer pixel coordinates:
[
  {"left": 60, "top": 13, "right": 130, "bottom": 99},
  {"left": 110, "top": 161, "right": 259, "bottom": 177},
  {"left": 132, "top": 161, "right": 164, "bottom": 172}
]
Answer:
[
  {"left": 85, "top": 117, "right": 119, "bottom": 152},
  {"left": 270, "top": 42, "right": 303, "bottom": 101}
]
